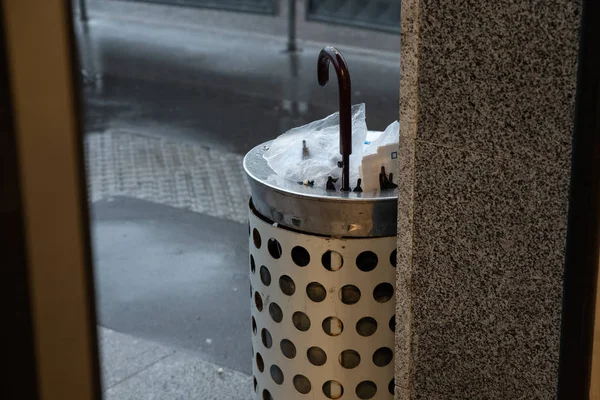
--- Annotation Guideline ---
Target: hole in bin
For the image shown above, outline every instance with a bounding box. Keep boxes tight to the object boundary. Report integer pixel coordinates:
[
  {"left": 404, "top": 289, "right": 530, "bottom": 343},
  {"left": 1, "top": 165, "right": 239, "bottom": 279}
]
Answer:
[
  {"left": 291, "top": 246, "right": 310, "bottom": 266},
  {"left": 292, "top": 312, "right": 311, "bottom": 331},
  {"left": 262, "top": 389, "right": 273, "bottom": 400},
  {"left": 390, "top": 249, "right": 397, "bottom": 267},
  {"left": 390, "top": 315, "right": 396, "bottom": 332},
  {"left": 339, "top": 349, "right": 361, "bottom": 369},
  {"left": 253, "top": 376, "right": 257, "bottom": 392},
  {"left": 389, "top": 379, "right": 395, "bottom": 395},
  {"left": 279, "top": 275, "right": 296, "bottom": 296},
  {"left": 322, "top": 250, "right": 343, "bottom": 271},
  {"left": 356, "top": 317, "right": 377, "bottom": 337},
  {"left": 267, "top": 238, "right": 282, "bottom": 259},
  {"left": 322, "top": 317, "right": 343, "bottom": 336},
  {"left": 306, "top": 282, "right": 327, "bottom": 302},
  {"left": 293, "top": 375, "right": 311, "bottom": 394},
  {"left": 373, "top": 347, "right": 393, "bottom": 367},
  {"left": 356, "top": 251, "right": 378, "bottom": 272},
  {"left": 261, "top": 328, "right": 273, "bottom": 349},
  {"left": 269, "top": 302, "right": 283, "bottom": 323},
  {"left": 251, "top": 316, "right": 257, "bottom": 335},
  {"left": 373, "top": 282, "right": 394, "bottom": 303},
  {"left": 280, "top": 339, "right": 296, "bottom": 359},
  {"left": 250, "top": 255, "right": 255, "bottom": 274},
  {"left": 256, "top": 352, "right": 264, "bottom": 372},
  {"left": 356, "top": 381, "right": 377, "bottom": 399},
  {"left": 270, "top": 365, "right": 284, "bottom": 385},
  {"left": 260, "top": 266, "right": 271, "bottom": 286},
  {"left": 254, "top": 292, "right": 263, "bottom": 312},
  {"left": 339, "top": 285, "right": 361, "bottom": 305},
  {"left": 253, "top": 228, "right": 262, "bottom": 249},
  {"left": 323, "top": 380, "right": 344, "bottom": 399},
  {"left": 307, "top": 346, "right": 327, "bottom": 366}
]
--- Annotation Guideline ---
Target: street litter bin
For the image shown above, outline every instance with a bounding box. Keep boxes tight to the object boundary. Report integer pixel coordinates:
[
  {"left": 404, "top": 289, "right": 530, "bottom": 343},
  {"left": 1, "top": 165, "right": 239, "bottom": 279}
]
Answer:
[{"left": 245, "top": 46, "right": 397, "bottom": 400}]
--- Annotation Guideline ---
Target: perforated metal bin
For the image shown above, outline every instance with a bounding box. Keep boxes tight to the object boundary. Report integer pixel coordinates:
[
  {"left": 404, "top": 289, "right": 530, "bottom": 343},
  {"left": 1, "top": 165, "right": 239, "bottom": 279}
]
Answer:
[{"left": 244, "top": 142, "right": 397, "bottom": 400}]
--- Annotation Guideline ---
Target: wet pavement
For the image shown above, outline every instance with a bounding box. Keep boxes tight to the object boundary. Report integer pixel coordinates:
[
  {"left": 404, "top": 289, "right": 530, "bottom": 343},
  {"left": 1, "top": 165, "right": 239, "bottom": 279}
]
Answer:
[
  {"left": 78, "top": 13, "right": 399, "bottom": 152},
  {"left": 93, "top": 198, "right": 251, "bottom": 372},
  {"left": 77, "top": 1, "right": 399, "bottom": 395}
]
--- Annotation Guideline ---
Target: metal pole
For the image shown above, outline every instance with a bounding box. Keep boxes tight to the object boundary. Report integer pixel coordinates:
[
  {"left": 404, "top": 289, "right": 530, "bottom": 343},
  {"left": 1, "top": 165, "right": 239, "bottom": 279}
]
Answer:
[
  {"left": 286, "top": 0, "right": 297, "bottom": 52},
  {"left": 79, "top": 0, "right": 88, "bottom": 22}
]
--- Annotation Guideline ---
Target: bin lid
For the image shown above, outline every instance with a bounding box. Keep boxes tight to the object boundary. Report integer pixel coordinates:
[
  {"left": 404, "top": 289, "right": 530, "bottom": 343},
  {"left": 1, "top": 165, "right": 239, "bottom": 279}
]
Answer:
[{"left": 244, "top": 141, "right": 398, "bottom": 237}]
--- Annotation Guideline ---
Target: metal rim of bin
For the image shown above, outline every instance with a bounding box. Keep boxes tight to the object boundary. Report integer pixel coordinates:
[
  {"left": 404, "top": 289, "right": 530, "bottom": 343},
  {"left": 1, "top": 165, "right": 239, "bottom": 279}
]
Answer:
[{"left": 243, "top": 140, "right": 398, "bottom": 238}]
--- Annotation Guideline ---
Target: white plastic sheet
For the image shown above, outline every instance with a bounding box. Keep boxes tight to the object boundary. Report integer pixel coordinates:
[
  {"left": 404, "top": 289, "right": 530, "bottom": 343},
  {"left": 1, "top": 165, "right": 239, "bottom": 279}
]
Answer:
[
  {"left": 263, "top": 104, "right": 399, "bottom": 191},
  {"left": 263, "top": 104, "right": 367, "bottom": 188}
]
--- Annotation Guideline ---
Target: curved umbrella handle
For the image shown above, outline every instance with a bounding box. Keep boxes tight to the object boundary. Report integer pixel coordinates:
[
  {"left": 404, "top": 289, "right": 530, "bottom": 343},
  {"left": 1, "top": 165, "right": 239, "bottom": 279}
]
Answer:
[{"left": 318, "top": 46, "right": 352, "bottom": 191}]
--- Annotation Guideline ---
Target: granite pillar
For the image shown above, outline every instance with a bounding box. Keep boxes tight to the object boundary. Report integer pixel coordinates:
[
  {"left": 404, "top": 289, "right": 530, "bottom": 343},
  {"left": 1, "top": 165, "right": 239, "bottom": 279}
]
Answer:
[{"left": 396, "top": 1, "right": 582, "bottom": 399}]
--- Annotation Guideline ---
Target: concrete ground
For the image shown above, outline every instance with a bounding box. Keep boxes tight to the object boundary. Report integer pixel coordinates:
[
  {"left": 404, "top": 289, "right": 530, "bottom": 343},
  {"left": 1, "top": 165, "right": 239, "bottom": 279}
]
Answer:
[
  {"left": 92, "top": 196, "right": 251, "bottom": 372},
  {"left": 78, "top": 1, "right": 399, "bottom": 397},
  {"left": 99, "top": 326, "right": 252, "bottom": 399}
]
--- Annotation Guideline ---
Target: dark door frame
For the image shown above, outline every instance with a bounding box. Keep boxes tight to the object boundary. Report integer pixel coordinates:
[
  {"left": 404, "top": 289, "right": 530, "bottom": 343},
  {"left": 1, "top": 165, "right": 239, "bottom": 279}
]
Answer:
[
  {"left": 558, "top": 0, "right": 600, "bottom": 398},
  {"left": 0, "top": 5, "right": 39, "bottom": 398},
  {"left": 0, "top": 1, "right": 101, "bottom": 399}
]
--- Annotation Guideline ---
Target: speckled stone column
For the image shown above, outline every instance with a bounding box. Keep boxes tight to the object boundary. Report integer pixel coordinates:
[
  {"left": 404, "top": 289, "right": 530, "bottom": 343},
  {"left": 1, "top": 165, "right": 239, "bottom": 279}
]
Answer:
[{"left": 396, "top": 1, "right": 582, "bottom": 399}]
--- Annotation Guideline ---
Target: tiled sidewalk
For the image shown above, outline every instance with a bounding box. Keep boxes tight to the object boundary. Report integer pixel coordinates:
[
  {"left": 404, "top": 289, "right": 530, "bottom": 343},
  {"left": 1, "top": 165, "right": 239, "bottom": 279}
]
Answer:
[{"left": 85, "top": 131, "right": 251, "bottom": 224}]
